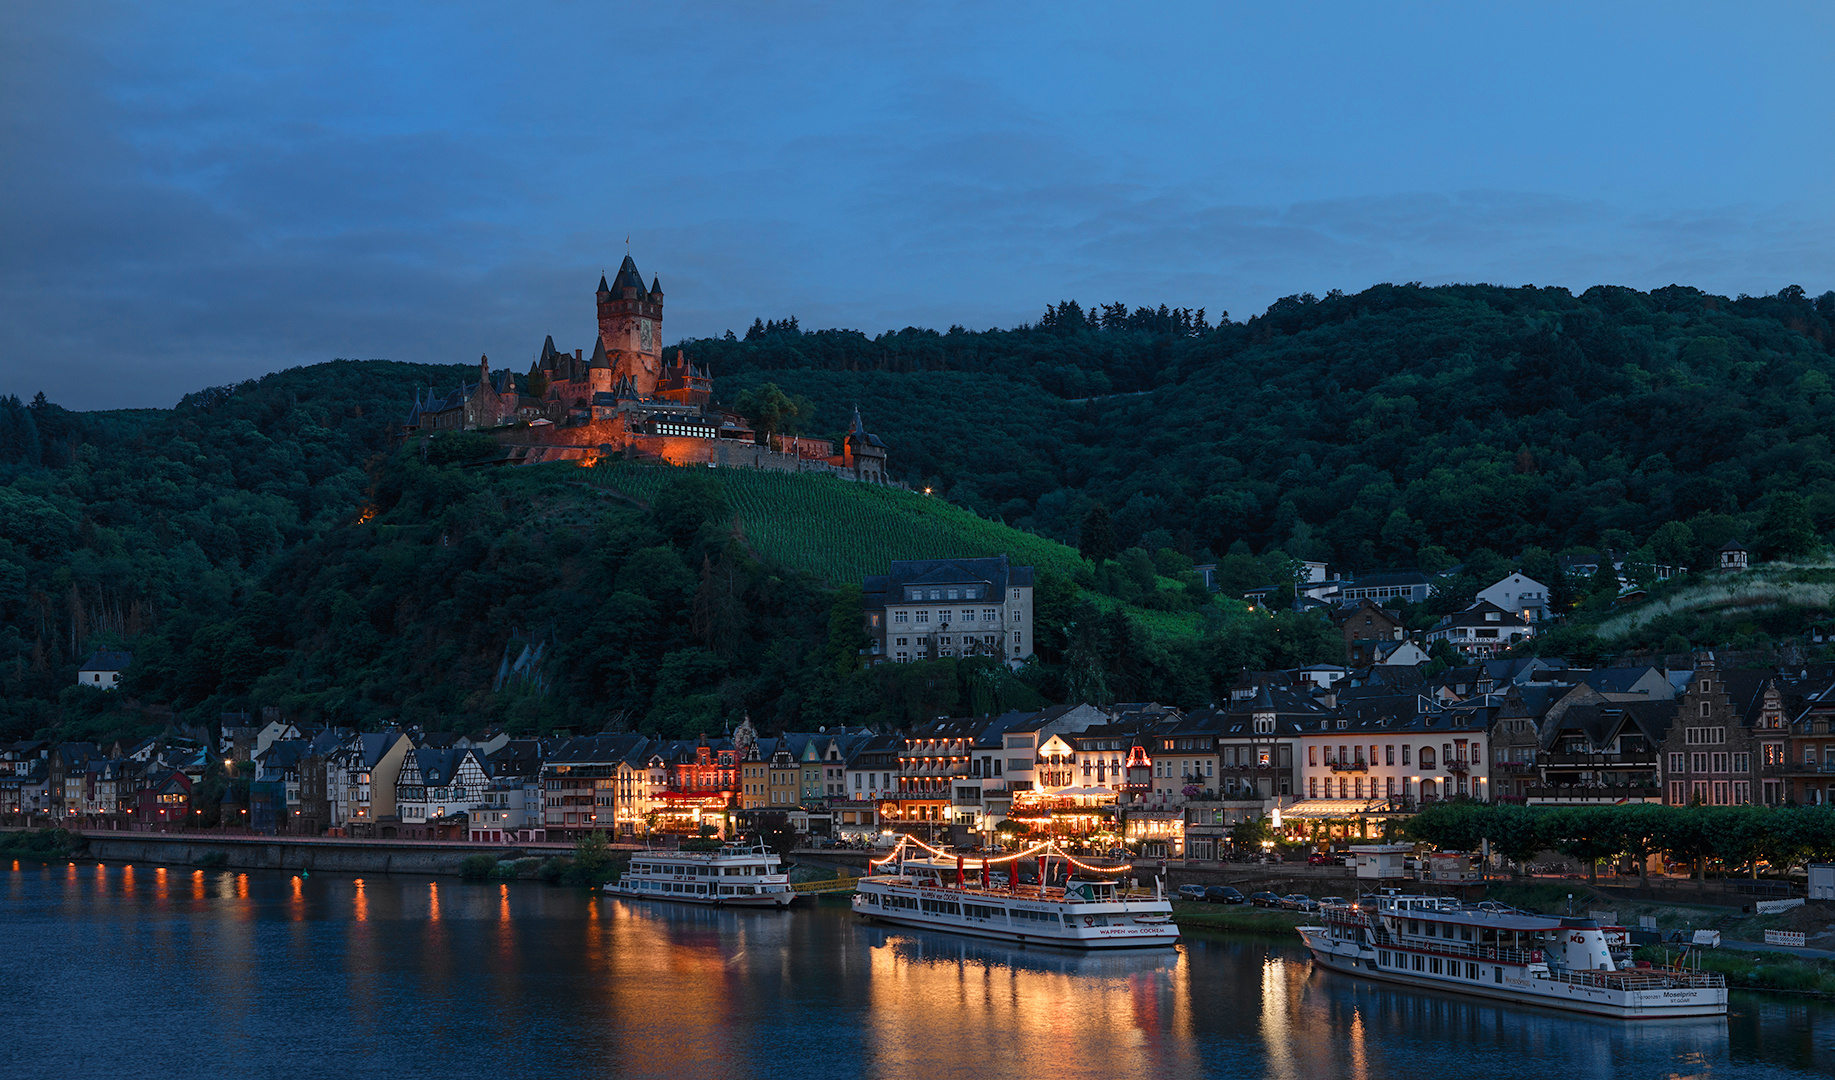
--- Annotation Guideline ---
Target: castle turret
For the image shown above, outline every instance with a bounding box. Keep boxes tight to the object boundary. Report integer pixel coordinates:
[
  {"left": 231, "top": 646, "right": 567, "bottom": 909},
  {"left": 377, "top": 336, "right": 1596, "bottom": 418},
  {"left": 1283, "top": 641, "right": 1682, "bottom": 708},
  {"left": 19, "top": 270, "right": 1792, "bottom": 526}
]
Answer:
[
  {"left": 597, "top": 255, "right": 663, "bottom": 399},
  {"left": 841, "top": 405, "right": 889, "bottom": 482}
]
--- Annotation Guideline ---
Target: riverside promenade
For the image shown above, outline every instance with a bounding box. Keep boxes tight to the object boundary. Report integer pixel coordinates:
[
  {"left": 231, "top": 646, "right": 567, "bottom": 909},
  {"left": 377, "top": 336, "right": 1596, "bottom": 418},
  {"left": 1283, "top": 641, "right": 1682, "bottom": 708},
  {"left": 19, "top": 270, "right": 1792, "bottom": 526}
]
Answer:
[{"left": 7, "top": 827, "right": 589, "bottom": 876}]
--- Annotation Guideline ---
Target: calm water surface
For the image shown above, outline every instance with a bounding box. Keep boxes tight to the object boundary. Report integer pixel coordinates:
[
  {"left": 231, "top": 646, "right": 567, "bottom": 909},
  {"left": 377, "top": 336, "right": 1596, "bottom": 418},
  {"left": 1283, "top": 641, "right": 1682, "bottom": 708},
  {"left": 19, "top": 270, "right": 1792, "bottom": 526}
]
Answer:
[{"left": 5, "top": 860, "right": 1832, "bottom": 1079}]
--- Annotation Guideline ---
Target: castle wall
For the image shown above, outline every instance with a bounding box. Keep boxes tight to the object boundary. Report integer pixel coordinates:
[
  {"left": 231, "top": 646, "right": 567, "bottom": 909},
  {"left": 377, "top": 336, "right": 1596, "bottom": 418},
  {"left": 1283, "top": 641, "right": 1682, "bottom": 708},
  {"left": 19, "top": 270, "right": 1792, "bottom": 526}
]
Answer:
[{"left": 486, "top": 419, "right": 896, "bottom": 482}]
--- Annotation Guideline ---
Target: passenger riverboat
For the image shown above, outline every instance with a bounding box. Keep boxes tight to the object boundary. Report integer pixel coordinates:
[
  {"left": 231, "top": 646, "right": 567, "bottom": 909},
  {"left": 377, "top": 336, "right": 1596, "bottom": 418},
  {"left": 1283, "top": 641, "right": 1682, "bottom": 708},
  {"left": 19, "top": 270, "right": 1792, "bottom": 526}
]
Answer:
[
  {"left": 1298, "top": 893, "right": 1726, "bottom": 1019},
  {"left": 851, "top": 836, "right": 1178, "bottom": 949},
  {"left": 604, "top": 841, "right": 795, "bottom": 908}
]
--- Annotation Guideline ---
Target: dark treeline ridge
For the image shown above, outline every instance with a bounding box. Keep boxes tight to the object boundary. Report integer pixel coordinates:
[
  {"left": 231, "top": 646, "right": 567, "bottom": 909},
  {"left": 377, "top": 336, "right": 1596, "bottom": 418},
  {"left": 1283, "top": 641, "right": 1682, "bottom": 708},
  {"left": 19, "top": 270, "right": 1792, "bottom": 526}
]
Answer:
[
  {"left": 1403, "top": 799, "right": 1835, "bottom": 884},
  {"left": 7, "top": 280, "right": 1835, "bottom": 745},
  {"left": 700, "top": 283, "right": 1835, "bottom": 574}
]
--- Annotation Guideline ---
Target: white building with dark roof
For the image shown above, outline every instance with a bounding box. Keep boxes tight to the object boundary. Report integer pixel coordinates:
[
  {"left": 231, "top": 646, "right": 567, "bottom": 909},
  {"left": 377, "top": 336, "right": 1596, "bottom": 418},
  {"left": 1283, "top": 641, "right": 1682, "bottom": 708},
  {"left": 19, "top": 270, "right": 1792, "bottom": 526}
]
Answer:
[
  {"left": 1476, "top": 572, "right": 1551, "bottom": 622},
  {"left": 862, "top": 555, "right": 1034, "bottom": 668},
  {"left": 1427, "top": 601, "right": 1535, "bottom": 658},
  {"left": 77, "top": 650, "right": 132, "bottom": 689}
]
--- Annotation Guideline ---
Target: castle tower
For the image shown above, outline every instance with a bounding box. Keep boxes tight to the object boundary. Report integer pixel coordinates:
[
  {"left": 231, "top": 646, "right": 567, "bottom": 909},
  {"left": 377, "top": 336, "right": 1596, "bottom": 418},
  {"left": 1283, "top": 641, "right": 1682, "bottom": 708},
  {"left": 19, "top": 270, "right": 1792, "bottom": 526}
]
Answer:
[{"left": 597, "top": 256, "right": 664, "bottom": 399}]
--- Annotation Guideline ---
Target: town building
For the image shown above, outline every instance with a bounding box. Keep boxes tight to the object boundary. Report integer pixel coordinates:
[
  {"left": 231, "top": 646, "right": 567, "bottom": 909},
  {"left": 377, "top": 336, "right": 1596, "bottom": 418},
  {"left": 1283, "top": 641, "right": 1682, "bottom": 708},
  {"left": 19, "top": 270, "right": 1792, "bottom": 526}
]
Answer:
[
  {"left": 76, "top": 650, "right": 132, "bottom": 690},
  {"left": 1426, "top": 601, "right": 1535, "bottom": 658},
  {"left": 862, "top": 556, "right": 1035, "bottom": 668},
  {"left": 1339, "top": 571, "right": 1435, "bottom": 605},
  {"left": 1476, "top": 572, "right": 1551, "bottom": 622},
  {"left": 1657, "top": 660, "right": 1785, "bottom": 806}
]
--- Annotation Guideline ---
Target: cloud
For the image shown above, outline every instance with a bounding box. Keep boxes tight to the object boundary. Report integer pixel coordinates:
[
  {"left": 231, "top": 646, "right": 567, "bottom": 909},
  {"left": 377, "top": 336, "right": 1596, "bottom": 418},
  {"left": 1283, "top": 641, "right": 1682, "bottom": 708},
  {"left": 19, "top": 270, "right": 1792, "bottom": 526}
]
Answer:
[{"left": 1, "top": 2, "right": 1830, "bottom": 409}]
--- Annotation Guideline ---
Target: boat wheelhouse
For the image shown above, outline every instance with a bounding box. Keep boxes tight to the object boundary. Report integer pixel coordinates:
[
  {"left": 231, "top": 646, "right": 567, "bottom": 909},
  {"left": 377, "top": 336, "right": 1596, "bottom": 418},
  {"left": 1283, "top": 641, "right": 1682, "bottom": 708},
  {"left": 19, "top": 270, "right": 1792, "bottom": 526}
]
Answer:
[
  {"left": 604, "top": 841, "right": 795, "bottom": 908},
  {"left": 851, "top": 837, "right": 1178, "bottom": 950},
  {"left": 1298, "top": 892, "right": 1726, "bottom": 1019}
]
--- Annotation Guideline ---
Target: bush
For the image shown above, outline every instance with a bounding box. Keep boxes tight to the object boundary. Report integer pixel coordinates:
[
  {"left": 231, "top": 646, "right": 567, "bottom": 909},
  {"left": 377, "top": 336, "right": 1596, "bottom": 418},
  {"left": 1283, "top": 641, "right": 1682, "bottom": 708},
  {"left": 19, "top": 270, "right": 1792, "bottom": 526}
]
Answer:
[
  {"left": 459, "top": 853, "right": 498, "bottom": 880},
  {"left": 0, "top": 828, "right": 86, "bottom": 858},
  {"left": 539, "top": 856, "right": 568, "bottom": 883},
  {"left": 514, "top": 858, "right": 542, "bottom": 878}
]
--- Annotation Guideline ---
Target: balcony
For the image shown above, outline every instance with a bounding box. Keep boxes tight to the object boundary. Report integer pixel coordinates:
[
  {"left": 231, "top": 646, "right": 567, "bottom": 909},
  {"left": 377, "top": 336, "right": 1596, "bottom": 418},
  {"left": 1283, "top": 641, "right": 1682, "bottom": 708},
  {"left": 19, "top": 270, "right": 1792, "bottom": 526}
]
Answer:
[
  {"left": 1493, "top": 761, "right": 1536, "bottom": 773},
  {"left": 1539, "top": 751, "right": 1658, "bottom": 768},
  {"left": 1328, "top": 761, "right": 1368, "bottom": 773},
  {"left": 1784, "top": 762, "right": 1835, "bottom": 775},
  {"left": 1445, "top": 761, "right": 1470, "bottom": 774},
  {"left": 1524, "top": 784, "right": 1662, "bottom": 803}
]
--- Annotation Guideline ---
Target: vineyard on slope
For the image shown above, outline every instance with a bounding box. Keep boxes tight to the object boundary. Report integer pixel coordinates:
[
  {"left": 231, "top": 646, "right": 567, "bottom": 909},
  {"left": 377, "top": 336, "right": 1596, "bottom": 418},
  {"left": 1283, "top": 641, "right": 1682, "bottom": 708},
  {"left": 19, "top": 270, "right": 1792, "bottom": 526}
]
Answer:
[{"left": 582, "top": 461, "right": 1087, "bottom": 586}]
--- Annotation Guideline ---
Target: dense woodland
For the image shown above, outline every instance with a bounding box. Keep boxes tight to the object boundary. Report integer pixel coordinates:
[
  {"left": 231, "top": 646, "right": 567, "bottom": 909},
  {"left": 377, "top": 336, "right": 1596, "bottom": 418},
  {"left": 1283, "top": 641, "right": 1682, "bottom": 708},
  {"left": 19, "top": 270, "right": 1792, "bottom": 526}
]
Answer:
[{"left": 4, "top": 281, "right": 1835, "bottom": 745}]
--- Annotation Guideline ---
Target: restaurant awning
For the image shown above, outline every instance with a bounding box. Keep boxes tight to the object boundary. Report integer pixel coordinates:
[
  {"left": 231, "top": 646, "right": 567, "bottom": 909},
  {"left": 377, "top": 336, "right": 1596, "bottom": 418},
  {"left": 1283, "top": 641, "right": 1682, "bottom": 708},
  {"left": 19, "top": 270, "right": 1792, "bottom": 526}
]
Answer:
[{"left": 1278, "top": 799, "right": 1410, "bottom": 820}]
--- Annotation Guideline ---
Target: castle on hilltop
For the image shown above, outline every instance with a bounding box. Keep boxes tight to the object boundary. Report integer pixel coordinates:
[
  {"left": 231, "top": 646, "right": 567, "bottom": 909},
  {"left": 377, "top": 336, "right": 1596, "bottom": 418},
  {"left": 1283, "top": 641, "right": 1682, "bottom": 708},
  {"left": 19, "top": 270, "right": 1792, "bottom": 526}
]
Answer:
[{"left": 403, "top": 255, "right": 889, "bottom": 479}]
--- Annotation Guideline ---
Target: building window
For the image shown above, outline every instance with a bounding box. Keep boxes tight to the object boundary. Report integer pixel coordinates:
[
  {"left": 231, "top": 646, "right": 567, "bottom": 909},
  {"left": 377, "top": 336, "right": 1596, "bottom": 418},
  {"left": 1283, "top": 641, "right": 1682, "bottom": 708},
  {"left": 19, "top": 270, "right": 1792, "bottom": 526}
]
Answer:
[
  {"left": 894, "top": 611, "right": 908, "bottom": 623},
  {"left": 916, "top": 612, "right": 929, "bottom": 623}
]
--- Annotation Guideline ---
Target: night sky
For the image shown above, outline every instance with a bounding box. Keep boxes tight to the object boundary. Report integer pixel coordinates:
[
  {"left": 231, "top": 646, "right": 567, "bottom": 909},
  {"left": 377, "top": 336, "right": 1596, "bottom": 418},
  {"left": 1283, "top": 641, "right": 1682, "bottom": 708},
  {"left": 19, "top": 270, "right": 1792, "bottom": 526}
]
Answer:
[{"left": 4, "top": 2, "right": 1832, "bottom": 409}]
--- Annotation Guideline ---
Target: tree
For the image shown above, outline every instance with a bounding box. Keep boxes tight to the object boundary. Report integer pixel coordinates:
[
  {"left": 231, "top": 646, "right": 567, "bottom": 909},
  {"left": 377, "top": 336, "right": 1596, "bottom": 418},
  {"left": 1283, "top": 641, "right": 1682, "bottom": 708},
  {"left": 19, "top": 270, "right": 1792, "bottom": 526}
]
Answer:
[
  {"left": 754, "top": 811, "right": 797, "bottom": 857},
  {"left": 1544, "top": 806, "right": 1623, "bottom": 885},
  {"left": 731, "top": 382, "right": 811, "bottom": 444},
  {"left": 1649, "top": 520, "right": 1695, "bottom": 569},
  {"left": 1079, "top": 506, "right": 1116, "bottom": 565},
  {"left": 1756, "top": 493, "right": 1817, "bottom": 561},
  {"left": 1484, "top": 804, "right": 1551, "bottom": 873}
]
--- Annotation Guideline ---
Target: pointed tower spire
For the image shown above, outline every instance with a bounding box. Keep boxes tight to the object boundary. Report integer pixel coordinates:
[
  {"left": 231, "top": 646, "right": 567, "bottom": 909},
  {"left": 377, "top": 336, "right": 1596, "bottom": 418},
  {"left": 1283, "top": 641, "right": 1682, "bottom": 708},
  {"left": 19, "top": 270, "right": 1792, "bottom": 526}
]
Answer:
[
  {"left": 589, "top": 336, "right": 610, "bottom": 369},
  {"left": 597, "top": 274, "right": 610, "bottom": 294},
  {"left": 850, "top": 403, "right": 864, "bottom": 434}
]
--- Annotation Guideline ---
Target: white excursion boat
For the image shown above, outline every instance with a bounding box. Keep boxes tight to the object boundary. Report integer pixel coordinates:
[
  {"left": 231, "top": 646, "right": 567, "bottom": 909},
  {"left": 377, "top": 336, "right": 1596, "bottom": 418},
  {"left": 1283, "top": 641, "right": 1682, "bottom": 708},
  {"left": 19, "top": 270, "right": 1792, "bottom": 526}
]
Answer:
[
  {"left": 851, "top": 836, "right": 1179, "bottom": 949},
  {"left": 604, "top": 841, "right": 796, "bottom": 908},
  {"left": 1298, "top": 893, "right": 1727, "bottom": 1019}
]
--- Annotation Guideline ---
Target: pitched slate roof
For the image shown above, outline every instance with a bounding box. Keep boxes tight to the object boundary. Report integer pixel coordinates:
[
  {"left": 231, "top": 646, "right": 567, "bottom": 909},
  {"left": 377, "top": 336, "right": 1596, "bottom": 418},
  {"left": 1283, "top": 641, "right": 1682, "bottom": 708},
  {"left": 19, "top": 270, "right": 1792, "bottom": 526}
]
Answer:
[{"left": 78, "top": 650, "right": 133, "bottom": 672}]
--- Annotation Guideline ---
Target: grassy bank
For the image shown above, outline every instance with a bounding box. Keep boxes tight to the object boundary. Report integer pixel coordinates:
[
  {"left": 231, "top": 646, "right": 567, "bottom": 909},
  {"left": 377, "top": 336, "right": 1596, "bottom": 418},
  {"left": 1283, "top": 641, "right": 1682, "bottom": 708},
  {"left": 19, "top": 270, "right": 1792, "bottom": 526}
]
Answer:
[
  {"left": 1171, "top": 902, "right": 1308, "bottom": 934},
  {"left": 1636, "top": 944, "right": 1835, "bottom": 997}
]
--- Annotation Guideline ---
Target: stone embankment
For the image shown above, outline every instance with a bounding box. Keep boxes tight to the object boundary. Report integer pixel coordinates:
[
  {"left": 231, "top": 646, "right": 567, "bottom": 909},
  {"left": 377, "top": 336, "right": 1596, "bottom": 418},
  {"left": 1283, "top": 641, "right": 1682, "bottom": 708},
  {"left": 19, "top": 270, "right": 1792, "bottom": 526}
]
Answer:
[{"left": 75, "top": 831, "right": 574, "bottom": 876}]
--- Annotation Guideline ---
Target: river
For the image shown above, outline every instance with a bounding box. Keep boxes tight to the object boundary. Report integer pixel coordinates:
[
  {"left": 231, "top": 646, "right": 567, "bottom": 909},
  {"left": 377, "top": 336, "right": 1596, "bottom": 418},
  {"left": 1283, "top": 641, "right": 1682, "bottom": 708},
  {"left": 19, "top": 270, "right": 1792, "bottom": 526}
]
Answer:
[{"left": 5, "top": 860, "right": 1832, "bottom": 1079}]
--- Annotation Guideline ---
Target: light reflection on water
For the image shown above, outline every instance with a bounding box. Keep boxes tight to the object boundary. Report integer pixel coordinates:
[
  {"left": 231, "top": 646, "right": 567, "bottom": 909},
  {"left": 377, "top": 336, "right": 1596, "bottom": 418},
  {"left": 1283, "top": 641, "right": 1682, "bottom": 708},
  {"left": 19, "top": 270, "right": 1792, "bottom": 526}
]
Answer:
[{"left": 2, "top": 862, "right": 1829, "bottom": 1080}]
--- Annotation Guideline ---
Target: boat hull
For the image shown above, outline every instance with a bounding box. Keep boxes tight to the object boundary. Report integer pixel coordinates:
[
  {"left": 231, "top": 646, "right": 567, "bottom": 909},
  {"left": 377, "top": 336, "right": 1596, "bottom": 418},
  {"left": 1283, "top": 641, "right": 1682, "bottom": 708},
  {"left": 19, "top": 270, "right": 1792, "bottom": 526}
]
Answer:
[
  {"left": 1298, "top": 929, "right": 1727, "bottom": 1020},
  {"left": 852, "top": 885, "right": 1179, "bottom": 949},
  {"left": 603, "top": 884, "right": 794, "bottom": 908}
]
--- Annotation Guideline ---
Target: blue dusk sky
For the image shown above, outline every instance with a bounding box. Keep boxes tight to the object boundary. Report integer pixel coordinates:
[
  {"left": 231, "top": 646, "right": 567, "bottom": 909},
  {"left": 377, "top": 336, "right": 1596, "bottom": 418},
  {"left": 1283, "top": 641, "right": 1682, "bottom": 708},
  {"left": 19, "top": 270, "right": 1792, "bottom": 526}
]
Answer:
[{"left": 3, "top": 1, "right": 1832, "bottom": 409}]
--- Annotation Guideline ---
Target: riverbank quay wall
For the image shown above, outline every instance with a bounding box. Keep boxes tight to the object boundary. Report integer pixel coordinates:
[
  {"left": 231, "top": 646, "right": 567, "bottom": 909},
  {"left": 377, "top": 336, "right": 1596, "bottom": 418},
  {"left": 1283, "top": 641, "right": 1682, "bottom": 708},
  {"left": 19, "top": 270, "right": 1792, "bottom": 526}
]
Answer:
[{"left": 69, "top": 831, "right": 585, "bottom": 876}]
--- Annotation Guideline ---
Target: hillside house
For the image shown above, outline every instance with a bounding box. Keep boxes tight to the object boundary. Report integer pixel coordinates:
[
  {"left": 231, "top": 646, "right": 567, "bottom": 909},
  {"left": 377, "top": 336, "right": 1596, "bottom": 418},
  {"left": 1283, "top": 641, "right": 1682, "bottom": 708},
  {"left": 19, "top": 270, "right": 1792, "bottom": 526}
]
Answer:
[{"left": 76, "top": 650, "right": 132, "bottom": 690}]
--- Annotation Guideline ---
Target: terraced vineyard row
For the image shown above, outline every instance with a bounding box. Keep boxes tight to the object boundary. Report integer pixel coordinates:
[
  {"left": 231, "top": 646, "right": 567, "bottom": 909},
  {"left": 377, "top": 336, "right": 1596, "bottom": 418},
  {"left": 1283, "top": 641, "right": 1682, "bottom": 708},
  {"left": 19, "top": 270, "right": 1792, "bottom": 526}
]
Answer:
[{"left": 585, "top": 461, "right": 1085, "bottom": 586}]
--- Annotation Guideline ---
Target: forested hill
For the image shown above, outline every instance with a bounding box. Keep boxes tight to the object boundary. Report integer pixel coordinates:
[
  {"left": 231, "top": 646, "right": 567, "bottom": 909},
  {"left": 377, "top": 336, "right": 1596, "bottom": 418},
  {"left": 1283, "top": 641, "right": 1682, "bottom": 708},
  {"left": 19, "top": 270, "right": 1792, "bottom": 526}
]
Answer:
[
  {"left": 702, "top": 283, "right": 1835, "bottom": 575},
  {"left": 5, "top": 280, "right": 1835, "bottom": 744}
]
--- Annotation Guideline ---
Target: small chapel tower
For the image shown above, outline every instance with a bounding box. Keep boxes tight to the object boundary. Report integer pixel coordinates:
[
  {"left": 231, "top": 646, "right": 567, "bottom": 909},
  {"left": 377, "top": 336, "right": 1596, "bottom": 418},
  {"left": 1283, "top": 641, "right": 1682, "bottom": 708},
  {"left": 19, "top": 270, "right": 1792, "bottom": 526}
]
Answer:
[{"left": 597, "top": 256, "right": 665, "bottom": 399}]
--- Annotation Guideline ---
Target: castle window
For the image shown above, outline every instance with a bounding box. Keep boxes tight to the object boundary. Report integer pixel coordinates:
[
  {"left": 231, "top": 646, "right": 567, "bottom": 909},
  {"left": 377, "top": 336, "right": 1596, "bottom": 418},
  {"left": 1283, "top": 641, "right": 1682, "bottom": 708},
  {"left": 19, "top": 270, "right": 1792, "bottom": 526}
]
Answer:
[
  {"left": 983, "top": 608, "right": 996, "bottom": 621},
  {"left": 916, "top": 612, "right": 929, "bottom": 623},
  {"left": 894, "top": 611, "right": 908, "bottom": 623}
]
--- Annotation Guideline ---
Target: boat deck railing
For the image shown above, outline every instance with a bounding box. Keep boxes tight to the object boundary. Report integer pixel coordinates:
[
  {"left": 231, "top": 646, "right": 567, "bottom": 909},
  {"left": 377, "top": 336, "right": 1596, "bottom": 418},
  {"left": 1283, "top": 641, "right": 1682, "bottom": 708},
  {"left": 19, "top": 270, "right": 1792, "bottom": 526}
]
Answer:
[
  {"left": 1368, "top": 928, "right": 1545, "bottom": 966},
  {"left": 1539, "top": 967, "right": 1725, "bottom": 990},
  {"left": 865, "top": 877, "right": 1161, "bottom": 905}
]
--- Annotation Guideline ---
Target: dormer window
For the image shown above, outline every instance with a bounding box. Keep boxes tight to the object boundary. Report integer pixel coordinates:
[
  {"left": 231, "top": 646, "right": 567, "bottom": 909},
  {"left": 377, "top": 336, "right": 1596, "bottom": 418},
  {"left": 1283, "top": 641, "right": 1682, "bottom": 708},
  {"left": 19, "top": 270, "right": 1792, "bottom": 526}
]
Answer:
[
  {"left": 947, "top": 589, "right": 959, "bottom": 600},
  {"left": 1485, "top": 611, "right": 1500, "bottom": 622}
]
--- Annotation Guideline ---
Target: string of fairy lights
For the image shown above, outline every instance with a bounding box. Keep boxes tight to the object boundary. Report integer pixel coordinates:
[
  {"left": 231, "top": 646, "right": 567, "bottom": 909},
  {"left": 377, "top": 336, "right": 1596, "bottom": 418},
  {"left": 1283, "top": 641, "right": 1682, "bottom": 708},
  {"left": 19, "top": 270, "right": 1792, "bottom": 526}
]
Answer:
[{"left": 867, "top": 834, "right": 1129, "bottom": 877}]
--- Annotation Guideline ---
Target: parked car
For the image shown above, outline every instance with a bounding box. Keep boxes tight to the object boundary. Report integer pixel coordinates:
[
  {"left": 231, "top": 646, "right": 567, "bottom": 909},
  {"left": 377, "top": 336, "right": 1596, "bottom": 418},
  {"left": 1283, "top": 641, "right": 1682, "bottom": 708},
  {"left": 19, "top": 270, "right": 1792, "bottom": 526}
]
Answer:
[
  {"left": 1306, "top": 852, "right": 1334, "bottom": 866},
  {"left": 1281, "top": 894, "right": 1319, "bottom": 912},
  {"left": 1205, "top": 886, "right": 1245, "bottom": 904},
  {"left": 1317, "top": 895, "right": 1348, "bottom": 909},
  {"left": 1250, "top": 891, "right": 1284, "bottom": 908},
  {"left": 1176, "top": 883, "right": 1208, "bottom": 902}
]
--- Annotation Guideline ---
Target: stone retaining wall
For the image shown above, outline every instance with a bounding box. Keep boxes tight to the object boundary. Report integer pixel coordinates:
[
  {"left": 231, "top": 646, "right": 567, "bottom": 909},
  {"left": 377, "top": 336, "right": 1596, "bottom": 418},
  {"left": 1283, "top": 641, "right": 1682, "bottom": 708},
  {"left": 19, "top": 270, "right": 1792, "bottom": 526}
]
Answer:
[{"left": 81, "top": 834, "right": 551, "bottom": 876}]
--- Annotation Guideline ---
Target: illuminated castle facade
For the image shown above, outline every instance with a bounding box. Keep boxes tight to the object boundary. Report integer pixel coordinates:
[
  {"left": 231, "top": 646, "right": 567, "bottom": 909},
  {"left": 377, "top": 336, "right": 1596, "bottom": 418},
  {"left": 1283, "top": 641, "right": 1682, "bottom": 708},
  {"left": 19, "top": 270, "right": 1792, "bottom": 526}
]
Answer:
[{"left": 403, "top": 255, "right": 889, "bottom": 479}]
